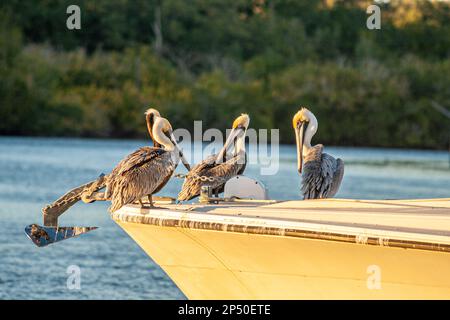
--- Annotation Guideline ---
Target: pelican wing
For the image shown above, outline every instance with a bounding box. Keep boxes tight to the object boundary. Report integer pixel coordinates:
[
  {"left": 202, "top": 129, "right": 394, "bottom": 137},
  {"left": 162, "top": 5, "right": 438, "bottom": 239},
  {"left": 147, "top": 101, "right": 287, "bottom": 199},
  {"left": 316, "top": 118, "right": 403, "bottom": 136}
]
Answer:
[
  {"left": 177, "top": 154, "right": 245, "bottom": 201},
  {"left": 328, "top": 158, "right": 344, "bottom": 198},
  {"left": 111, "top": 147, "right": 165, "bottom": 177},
  {"left": 301, "top": 150, "right": 344, "bottom": 200},
  {"left": 107, "top": 148, "right": 175, "bottom": 212}
]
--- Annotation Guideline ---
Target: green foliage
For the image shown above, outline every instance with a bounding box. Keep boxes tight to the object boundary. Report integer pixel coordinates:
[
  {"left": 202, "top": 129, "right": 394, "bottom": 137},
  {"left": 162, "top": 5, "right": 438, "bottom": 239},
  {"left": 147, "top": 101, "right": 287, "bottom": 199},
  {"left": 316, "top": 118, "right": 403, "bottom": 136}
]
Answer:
[{"left": 0, "top": 0, "right": 449, "bottom": 148}]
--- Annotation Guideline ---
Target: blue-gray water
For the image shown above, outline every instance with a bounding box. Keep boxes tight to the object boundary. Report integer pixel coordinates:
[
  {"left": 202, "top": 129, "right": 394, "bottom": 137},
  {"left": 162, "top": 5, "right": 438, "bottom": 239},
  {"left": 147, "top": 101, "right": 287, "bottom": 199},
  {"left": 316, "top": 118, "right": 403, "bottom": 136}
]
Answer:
[{"left": 0, "top": 137, "right": 449, "bottom": 299}]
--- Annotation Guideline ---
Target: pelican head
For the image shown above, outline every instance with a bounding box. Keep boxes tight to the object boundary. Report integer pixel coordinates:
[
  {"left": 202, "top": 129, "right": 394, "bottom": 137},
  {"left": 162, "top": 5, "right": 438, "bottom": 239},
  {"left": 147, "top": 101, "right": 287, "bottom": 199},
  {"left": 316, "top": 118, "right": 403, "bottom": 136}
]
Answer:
[
  {"left": 153, "top": 117, "right": 191, "bottom": 171},
  {"left": 145, "top": 107, "right": 161, "bottom": 117},
  {"left": 232, "top": 113, "right": 250, "bottom": 130},
  {"left": 145, "top": 108, "right": 162, "bottom": 146},
  {"left": 216, "top": 114, "right": 250, "bottom": 163},
  {"left": 145, "top": 107, "right": 161, "bottom": 131},
  {"left": 293, "top": 107, "right": 318, "bottom": 174}
]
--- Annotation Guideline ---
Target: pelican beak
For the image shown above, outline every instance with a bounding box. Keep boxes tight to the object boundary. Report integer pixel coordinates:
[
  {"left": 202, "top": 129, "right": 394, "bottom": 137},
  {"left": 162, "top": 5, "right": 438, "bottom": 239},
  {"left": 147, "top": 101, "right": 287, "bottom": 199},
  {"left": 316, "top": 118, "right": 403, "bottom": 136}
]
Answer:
[
  {"left": 215, "top": 126, "right": 244, "bottom": 164},
  {"left": 295, "top": 121, "right": 306, "bottom": 174},
  {"left": 170, "top": 133, "right": 191, "bottom": 171}
]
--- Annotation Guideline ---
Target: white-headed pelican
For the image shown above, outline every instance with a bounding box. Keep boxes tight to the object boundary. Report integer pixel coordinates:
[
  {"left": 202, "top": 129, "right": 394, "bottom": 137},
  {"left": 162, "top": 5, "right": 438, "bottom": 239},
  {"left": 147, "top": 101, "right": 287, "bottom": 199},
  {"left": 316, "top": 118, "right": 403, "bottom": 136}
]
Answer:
[
  {"left": 293, "top": 107, "right": 344, "bottom": 199},
  {"left": 177, "top": 114, "right": 250, "bottom": 201}
]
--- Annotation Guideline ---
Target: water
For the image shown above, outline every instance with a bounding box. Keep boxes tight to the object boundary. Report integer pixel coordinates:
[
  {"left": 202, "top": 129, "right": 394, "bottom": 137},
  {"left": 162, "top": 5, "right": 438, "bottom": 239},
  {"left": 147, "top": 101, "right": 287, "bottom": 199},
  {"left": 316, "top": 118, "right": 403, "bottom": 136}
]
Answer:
[{"left": 0, "top": 136, "right": 449, "bottom": 299}]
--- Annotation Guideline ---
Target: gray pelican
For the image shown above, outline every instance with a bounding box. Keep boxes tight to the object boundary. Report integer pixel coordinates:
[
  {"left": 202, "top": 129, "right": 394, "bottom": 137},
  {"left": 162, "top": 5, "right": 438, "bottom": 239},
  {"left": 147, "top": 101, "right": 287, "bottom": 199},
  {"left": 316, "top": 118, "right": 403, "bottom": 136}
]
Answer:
[
  {"left": 177, "top": 114, "right": 250, "bottom": 201},
  {"left": 145, "top": 107, "right": 161, "bottom": 147},
  {"left": 293, "top": 107, "right": 344, "bottom": 199},
  {"left": 105, "top": 116, "right": 190, "bottom": 212}
]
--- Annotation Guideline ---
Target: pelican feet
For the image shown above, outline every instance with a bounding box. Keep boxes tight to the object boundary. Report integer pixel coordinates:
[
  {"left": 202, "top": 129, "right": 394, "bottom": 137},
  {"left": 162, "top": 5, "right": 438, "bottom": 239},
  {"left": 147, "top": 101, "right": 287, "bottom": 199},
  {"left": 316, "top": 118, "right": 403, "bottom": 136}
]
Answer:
[
  {"left": 148, "top": 195, "right": 155, "bottom": 207},
  {"left": 136, "top": 195, "right": 160, "bottom": 209},
  {"left": 134, "top": 195, "right": 175, "bottom": 209}
]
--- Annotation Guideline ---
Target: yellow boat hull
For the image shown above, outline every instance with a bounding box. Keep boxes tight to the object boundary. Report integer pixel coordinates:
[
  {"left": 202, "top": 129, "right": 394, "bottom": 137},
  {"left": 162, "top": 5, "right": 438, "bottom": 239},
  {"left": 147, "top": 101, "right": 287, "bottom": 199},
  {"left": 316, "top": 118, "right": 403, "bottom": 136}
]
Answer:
[{"left": 113, "top": 198, "right": 450, "bottom": 299}]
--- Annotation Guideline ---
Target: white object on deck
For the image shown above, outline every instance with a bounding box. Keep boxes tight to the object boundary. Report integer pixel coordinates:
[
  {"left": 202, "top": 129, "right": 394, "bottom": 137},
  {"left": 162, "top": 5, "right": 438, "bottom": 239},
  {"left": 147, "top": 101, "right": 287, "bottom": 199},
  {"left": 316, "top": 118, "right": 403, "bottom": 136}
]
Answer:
[{"left": 223, "top": 175, "right": 268, "bottom": 200}]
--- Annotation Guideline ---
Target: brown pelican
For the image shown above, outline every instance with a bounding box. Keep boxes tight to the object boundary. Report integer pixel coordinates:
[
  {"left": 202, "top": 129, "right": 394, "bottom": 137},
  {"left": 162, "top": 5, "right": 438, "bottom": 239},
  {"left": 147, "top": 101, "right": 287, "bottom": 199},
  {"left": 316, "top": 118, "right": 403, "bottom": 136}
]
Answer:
[
  {"left": 106, "top": 116, "right": 191, "bottom": 212},
  {"left": 177, "top": 114, "right": 250, "bottom": 201},
  {"left": 293, "top": 107, "right": 344, "bottom": 199},
  {"left": 42, "top": 109, "right": 187, "bottom": 218},
  {"left": 80, "top": 107, "right": 163, "bottom": 204}
]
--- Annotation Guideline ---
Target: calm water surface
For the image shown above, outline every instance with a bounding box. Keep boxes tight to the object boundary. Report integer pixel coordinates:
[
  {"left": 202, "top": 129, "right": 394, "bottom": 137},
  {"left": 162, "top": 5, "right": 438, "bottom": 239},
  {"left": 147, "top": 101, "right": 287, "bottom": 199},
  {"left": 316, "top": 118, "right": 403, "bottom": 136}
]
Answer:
[{"left": 0, "top": 137, "right": 449, "bottom": 299}]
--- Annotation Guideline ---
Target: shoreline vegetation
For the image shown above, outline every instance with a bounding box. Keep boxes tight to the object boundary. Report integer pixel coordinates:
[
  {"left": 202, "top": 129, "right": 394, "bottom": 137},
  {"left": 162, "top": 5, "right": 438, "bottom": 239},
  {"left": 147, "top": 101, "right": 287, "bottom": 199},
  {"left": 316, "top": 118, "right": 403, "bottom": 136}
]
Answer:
[{"left": 1, "top": 0, "right": 449, "bottom": 149}]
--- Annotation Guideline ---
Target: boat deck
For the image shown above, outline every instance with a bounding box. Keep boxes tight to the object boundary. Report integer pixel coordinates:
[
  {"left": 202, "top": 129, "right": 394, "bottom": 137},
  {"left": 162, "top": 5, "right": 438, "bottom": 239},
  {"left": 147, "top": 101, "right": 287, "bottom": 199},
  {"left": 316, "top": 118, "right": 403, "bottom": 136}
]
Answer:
[
  {"left": 111, "top": 198, "right": 450, "bottom": 299},
  {"left": 112, "top": 198, "right": 450, "bottom": 253}
]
